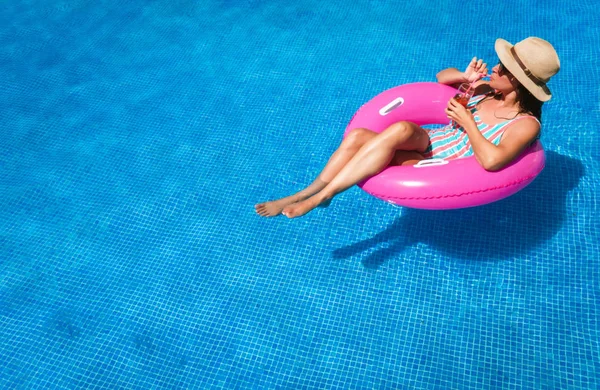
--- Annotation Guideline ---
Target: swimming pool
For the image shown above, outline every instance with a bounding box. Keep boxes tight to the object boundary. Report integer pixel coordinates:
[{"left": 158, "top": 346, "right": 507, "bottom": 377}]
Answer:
[{"left": 1, "top": 0, "right": 599, "bottom": 388}]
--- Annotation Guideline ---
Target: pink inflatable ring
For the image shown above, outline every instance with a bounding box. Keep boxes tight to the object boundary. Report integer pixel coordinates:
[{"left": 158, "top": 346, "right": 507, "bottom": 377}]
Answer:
[{"left": 344, "top": 82, "right": 545, "bottom": 210}]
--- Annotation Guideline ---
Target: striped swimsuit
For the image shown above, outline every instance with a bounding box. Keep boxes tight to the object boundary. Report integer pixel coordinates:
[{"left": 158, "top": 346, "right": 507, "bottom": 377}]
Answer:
[{"left": 423, "top": 94, "right": 538, "bottom": 160}]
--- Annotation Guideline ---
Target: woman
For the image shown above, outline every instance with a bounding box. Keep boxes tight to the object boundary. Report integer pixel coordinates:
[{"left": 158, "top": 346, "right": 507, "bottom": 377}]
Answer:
[{"left": 255, "top": 37, "right": 560, "bottom": 219}]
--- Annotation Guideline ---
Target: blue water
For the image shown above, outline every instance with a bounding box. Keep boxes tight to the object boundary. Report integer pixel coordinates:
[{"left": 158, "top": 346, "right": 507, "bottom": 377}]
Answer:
[{"left": 1, "top": 0, "right": 599, "bottom": 388}]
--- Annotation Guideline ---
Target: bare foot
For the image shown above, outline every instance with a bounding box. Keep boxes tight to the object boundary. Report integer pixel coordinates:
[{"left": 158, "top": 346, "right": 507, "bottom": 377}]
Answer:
[
  {"left": 255, "top": 178, "right": 329, "bottom": 217},
  {"left": 281, "top": 196, "right": 326, "bottom": 219},
  {"left": 255, "top": 195, "right": 299, "bottom": 217}
]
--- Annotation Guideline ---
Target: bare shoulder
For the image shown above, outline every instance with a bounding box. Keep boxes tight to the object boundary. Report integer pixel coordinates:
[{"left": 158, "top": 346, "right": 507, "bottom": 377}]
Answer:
[{"left": 501, "top": 115, "right": 541, "bottom": 144}]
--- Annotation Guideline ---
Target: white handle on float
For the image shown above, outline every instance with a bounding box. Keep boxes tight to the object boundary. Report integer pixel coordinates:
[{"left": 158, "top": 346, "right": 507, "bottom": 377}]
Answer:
[
  {"left": 379, "top": 97, "right": 404, "bottom": 116},
  {"left": 414, "top": 158, "right": 448, "bottom": 168}
]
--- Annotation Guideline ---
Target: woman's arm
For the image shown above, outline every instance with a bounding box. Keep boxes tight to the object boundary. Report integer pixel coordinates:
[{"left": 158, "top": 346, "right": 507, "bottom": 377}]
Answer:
[
  {"left": 436, "top": 68, "right": 469, "bottom": 86},
  {"left": 475, "top": 118, "right": 540, "bottom": 171},
  {"left": 461, "top": 116, "right": 540, "bottom": 171},
  {"left": 446, "top": 100, "right": 541, "bottom": 171},
  {"left": 437, "top": 57, "right": 489, "bottom": 87}
]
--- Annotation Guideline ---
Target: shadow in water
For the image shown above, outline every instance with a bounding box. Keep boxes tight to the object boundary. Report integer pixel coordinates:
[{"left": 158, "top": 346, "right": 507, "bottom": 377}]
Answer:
[{"left": 333, "top": 151, "right": 585, "bottom": 268}]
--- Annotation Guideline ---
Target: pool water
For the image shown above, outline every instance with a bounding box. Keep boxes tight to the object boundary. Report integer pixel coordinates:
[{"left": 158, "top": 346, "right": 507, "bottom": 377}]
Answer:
[{"left": 1, "top": 0, "right": 599, "bottom": 388}]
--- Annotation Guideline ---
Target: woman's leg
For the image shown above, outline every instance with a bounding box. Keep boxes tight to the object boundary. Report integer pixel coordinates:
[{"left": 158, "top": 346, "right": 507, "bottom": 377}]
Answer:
[
  {"left": 281, "top": 121, "right": 429, "bottom": 218},
  {"left": 255, "top": 128, "right": 378, "bottom": 217}
]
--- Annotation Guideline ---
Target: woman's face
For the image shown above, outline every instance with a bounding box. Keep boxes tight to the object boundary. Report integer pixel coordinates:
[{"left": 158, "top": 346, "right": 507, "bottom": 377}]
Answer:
[{"left": 489, "top": 61, "right": 519, "bottom": 92}]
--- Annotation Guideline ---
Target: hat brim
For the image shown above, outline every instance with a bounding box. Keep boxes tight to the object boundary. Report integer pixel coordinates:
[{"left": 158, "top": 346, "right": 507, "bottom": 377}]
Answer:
[{"left": 495, "top": 38, "right": 552, "bottom": 102}]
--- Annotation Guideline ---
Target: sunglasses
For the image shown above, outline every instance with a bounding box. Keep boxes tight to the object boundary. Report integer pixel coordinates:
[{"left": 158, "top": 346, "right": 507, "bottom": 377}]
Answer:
[{"left": 497, "top": 61, "right": 511, "bottom": 76}]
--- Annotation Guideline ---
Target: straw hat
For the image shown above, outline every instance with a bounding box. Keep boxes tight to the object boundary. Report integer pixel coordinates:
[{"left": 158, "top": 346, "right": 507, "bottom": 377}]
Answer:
[{"left": 495, "top": 37, "right": 560, "bottom": 102}]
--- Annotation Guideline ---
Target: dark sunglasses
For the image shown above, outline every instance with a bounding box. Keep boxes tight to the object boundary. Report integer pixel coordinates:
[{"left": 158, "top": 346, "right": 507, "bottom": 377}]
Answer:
[{"left": 497, "top": 61, "right": 511, "bottom": 76}]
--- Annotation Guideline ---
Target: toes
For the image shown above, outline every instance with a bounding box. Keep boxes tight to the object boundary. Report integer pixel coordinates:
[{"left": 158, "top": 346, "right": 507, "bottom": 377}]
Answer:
[
  {"left": 256, "top": 206, "right": 284, "bottom": 217},
  {"left": 256, "top": 207, "right": 268, "bottom": 216}
]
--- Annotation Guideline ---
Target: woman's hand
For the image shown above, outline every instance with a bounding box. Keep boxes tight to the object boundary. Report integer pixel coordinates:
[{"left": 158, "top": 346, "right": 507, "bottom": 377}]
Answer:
[
  {"left": 446, "top": 98, "right": 476, "bottom": 129},
  {"left": 463, "top": 57, "right": 488, "bottom": 83}
]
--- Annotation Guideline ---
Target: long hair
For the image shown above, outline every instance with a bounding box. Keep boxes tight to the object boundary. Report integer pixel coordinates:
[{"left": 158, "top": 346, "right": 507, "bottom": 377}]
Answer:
[
  {"left": 479, "top": 84, "right": 544, "bottom": 123},
  {"left": 515, "top": 83, "right": 543, "bottom": 123}
]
